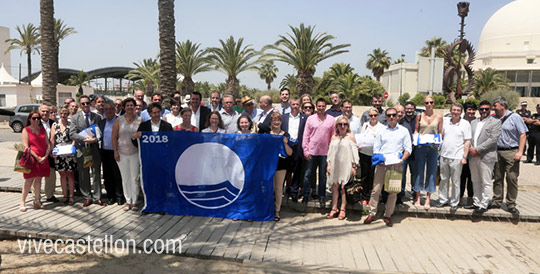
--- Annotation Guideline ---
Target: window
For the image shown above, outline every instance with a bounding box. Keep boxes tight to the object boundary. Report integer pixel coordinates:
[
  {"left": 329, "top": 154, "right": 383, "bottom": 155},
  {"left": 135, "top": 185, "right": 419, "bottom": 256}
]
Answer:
[
  {"left": 516, "top": 71, "right": 529, "bottom": 83},
  {"left": 531, "top": 87, "right": 540, "bottom": 97},
  {"left": 515, "top": 86, "right": 526, "bottom": 97},
  {"left": 0, "top": 94, "right": 5, "bottom": 107},
  {"left": 527, "top": 58, "right": 534, "bottom": 64}
]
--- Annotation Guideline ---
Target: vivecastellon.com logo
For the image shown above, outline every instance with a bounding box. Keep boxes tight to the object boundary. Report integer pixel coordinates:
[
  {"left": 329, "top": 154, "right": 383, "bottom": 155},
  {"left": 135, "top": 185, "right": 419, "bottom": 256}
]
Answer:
[{"left": 17, "top": 235, "right": 186, "bottom": 255}]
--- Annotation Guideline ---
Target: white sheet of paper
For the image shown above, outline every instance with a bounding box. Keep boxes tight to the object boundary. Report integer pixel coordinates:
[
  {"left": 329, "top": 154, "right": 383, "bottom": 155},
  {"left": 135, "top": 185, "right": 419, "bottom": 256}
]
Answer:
[
  {"left": 54, "top": 145, "right": 75, "bottom": 156},
  {"left": 355, "top": 133, "right": 376, "bottom": 148},
  {"left": 384, "top": 153, "right": 401, "bottom": 165},
  {"left": 78, "top": 128, "right": 95, "bottom": 139}
]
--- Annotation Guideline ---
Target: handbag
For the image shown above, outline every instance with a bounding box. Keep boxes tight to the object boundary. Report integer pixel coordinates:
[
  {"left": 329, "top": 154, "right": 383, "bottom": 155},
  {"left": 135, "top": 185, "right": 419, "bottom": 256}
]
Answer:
[
  {"left": 19, "top": 147, "right": 36, "bottom": 170},
  {"left": 384, "top": 166, "right": 402, "bottom": 193},
  {"left": 344, "top": 177, "right": 362, "bottom": 204},
  {"left": 14, "top": 150, "right": 31, "bottom": 173}
]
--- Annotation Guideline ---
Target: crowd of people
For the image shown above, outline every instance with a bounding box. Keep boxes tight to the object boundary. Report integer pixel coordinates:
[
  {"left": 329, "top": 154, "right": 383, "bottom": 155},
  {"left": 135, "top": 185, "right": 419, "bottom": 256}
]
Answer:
[{"left": 18, "top": 87, "right": 539, "bottom": 227}]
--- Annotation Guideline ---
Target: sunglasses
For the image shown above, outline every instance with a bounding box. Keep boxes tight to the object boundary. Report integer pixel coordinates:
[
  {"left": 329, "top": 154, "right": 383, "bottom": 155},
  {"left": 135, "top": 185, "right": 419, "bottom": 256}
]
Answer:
[
  {"left": 338, "top": 123, "right": 349, "bottom": 127},
  {"left": 31, "top": 116, "right": 40, "bottom": 120},
  {"left": 303, "top": 106, "right": 314, "bottom": 109},
  {"left": 81, "top": 102, "right": 90, "bottom": 106},
  {"left": 386, "top": 113, "right": 397, "bottom": 117},
  {"left": 479, "top": 107, "right": 490, "bottom": 111},
  {"left": 424, "top": 101, "right": 434, "bottom": 105},
  {"left": 369, "top": 114, "right": 378, "bottom": 117}
]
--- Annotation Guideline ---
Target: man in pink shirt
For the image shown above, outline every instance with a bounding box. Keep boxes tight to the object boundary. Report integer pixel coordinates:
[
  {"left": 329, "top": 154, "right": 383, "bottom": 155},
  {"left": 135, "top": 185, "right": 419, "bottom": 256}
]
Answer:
[{"left": 302, "top": 98, "right": 336, "bottom": 208}]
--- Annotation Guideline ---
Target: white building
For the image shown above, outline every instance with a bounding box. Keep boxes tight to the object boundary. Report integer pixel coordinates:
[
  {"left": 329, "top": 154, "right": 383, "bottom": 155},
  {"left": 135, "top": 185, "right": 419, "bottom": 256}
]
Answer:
[{"left": 473, "top": 0, "right": 540, "bottom": 98}]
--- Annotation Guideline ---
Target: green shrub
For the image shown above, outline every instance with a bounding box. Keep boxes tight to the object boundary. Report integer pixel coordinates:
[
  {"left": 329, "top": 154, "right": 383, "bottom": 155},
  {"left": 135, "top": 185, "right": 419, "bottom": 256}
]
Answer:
[
  {"left": 398, "top": 93, "right": 410, "bottom": 105},
  {"left": 480, "top": 88, "right": 520, "bottom": 110},
  {"left": 411, "top": 93, "right": 425, "bottom": 107},
  {"left": 386, "top": 99, "right": 395, "bottom": 108},
  {"left": 455, "top": 97, "right": 480, "bottom": 107},
  {"left": 433, "top": 94, "right": 446, "bottom": 109}
]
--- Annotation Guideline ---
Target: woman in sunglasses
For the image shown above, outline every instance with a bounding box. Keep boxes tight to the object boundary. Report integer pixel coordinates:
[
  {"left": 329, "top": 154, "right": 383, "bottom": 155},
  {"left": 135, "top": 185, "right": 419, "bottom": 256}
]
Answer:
[
  {"left": 413, "top": 95, "right": 443, "bottom": 209},
  {"left": 326, "top": 117, "right": 359, "bottom": 220},
  {"left": 19, "top": 111, "right": 51, "bottom": 212},
  {"left": 358, "top": 108, "right": 385, "bottom": 204},
  {"left": 301, "top": 102, "right": 315, "bottom": 116}
]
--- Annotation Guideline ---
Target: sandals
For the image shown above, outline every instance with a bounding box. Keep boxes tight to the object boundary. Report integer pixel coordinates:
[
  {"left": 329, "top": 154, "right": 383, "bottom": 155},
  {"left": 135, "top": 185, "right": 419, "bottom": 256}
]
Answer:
[
  {"left": 327, "top": 208, "right": 339, "bottom": 219},
  {"left": 274, "top": 211, "right": 281, "bottom": 222},
  {"left": 338, "top": 209, "right": 346, "bottom": 220},
  {"left": 62, "top": 197, "right": 69, "bottom": 205},
  {"left": 131, "top": 205, "right": 139, "bottom": 211},
  {"left": 123, "top": 204, "right": 132, "bottom": 211},
  {"left": 33, "top": 201, "right": 44, "bottom": 209},
  {"left": 19, "top": 205, "right": 27, "bottom": 212}
]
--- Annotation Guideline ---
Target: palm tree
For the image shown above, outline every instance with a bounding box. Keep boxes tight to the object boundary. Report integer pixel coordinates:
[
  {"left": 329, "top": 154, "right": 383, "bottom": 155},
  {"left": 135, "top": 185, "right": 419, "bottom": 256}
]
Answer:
[
  {"left": 158, "top": 0, "right": 176, "bottom": 100},
  {"left": 317, "top": 62, "right": 355, "bottom": 93},
  {"left": 126, "top": 58, "right": 160, "bottom": 95},
  {"left": 66, "top": 70, "right": 90, "bottom": 95},
  {"left": 40, "top": 0, "right": 57, "bottom": 106},
  {"left": 264, "top": 23, "right": 350, "bottom": 95},
  {"left": 207, "top": 36, "right": 259, "bottom": 98},
  {"left": 279, "top": 74, "right": 297, "bottom": 92},
  {"left": 4, "top": 23, "right": 40, "bottom": 85},
  {"left": 366, "top": 48, "right": 391, "bottom": 81},
  {"left": 257, "top": 61, "right": 278, "bottom": 90},
  {"left": 393, "top": 57, "right": 405, "bottom": 64},
  {"left": 329, "top": 72, "right": 362, "bottom": 101},
  {"left": 473, "top": 68, "right": 510, "bottom": 97},
  {"left": 420, "top": 37, "right": 448, "bottom": 58},
  {"left": 176, "top": 40, "right": 212, "bottom": 95}
]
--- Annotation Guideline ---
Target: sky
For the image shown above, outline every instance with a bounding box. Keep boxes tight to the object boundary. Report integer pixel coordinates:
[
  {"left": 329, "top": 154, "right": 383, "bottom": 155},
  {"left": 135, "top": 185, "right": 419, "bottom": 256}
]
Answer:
[{"left": 0, "top": 0, "right": 514, "bottom": 90}]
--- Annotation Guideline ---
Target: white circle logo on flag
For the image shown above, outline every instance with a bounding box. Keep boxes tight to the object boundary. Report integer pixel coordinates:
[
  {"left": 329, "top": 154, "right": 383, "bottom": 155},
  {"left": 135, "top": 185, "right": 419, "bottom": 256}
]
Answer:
[{"left": 175, "top": 143, "right": 245, "bottom": 209}]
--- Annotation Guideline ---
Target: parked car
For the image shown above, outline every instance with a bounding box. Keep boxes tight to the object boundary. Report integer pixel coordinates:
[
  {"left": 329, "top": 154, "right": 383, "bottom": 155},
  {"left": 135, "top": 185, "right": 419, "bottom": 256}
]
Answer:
[{"left": 9, "top": 104, "right": 40, "bottom": 133}]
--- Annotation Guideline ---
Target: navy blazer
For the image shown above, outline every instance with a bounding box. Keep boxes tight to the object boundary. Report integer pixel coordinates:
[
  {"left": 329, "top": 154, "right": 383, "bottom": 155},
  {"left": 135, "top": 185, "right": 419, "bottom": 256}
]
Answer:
[
  {"left": 132, "top": 119, "right": 173, "bottom": 147},
  {"left": 281, "top": 112, "right": 307, "bottom": 155}
]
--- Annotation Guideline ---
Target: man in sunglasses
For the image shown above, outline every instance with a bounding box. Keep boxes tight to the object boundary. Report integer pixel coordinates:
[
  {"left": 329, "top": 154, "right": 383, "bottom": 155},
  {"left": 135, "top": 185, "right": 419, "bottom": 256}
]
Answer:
[
  {"left": 491, "top": 97, "right": 528, "bottom": 216},
  {"left": 70, "top": 95, "right": 104, "bottom": 207},
  {"left": 360, "top": 93, "right": 387, "bottom": 127},
  {"left": 466, "top": 100, "right": 501, "bottom": 214},
  {"left": 364, "top": 108, "right": 411, "bottom": 227}
]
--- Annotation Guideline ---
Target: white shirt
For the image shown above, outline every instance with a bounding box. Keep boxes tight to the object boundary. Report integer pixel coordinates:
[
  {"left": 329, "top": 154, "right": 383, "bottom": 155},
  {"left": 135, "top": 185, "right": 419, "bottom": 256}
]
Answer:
[
  {"left": 41, "top": 119, "right": 51, "bottom": 138},
  {"left": 256, "top": 108, "right": 274, "bottom": 124},
  {"left": 288, "top": 112, "right": 301, "bottom": 140},
  {"left": 164, "top": 113, "right": 182, "bottom": 128},
  {"left": 151, "top": 120, "right": 161, "bottom": 132},
  {"left": 474, "top": 117, "right": 488, "bottom": 147},
  {"left": 190, "top": 106, "right": 201, "bottom": 128},
  {"left": 374, "top": 124, "right": 412, "bottom": 155},
  {"left": 359, "top": 121, "right": 385, "bottom": 156},
  {"left": 441, "top": 117, "right": 472, "bottom": 160}
]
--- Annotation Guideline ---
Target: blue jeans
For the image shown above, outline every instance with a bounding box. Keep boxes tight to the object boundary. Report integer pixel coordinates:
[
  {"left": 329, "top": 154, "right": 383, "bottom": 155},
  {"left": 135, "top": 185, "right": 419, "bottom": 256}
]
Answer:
[
  {"left": 414, "top": 145, "right": 438, "bottom": 193},
  {"left": 303, "top": 155, "right": 327, "bottom": 199},
  {"left": 398, "top": 150, "right": 417, "bottom": 199}
]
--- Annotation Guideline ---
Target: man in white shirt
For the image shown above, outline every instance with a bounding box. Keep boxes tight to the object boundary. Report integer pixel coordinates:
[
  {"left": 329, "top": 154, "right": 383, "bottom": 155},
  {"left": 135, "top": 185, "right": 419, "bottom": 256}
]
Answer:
[
  {"left": 256, "top": 95, "right": 275, "bottom": 133},
  {"left": 437, "top": 103, "right": 471, "bottom": 211},
  {"left": 38, "top": 104, "right": 58, "bottom": 203},
  {"left": 364, "top": 108, "right": 411, "bottom": 227},
  {"left": 189, "top": 92, "right": 210, "bottom": 130},
  {"left": 209, "top": 90, "right": 222, "bottom": 112},
  {"left": 338, "top": 100, "right": 361, "bottom": 134},
  {"left": 219, "top": 94, "right": 240, "bottom": 133}
]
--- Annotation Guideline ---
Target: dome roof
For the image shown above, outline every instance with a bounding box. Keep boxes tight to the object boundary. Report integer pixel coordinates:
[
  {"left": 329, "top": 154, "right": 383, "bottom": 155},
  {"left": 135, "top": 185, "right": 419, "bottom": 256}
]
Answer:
[{"left": 477, "top": 0, "right": 540, "bottom": 57}]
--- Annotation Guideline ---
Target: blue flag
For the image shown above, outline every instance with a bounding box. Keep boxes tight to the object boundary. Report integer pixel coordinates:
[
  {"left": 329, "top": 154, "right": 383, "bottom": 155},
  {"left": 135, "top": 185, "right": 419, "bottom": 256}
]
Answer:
[{"left": 139, "top": 131, "right": 283, "bottom": 221}]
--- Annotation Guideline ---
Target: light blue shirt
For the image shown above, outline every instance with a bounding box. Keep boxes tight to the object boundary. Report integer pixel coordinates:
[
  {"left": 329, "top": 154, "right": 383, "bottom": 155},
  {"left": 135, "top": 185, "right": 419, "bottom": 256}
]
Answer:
[
  {"left": 374, "top": 124, "right": 412, "bottom": 155},
  {"left": 338, "top": 114, "right": 362, "bottom": 135},
  {"left": 140, "top": 108, "right": 171, "bottom": 122},
  {"left": 275, "top": 103, "right": 291, "bottom": 115},
  {"left": 496, "top": 110, "right": 528, "bottom": 148},
  {"left": 102, "top": 116, "right": 117, "bottom": 150},
  {"left": 242, "top": 108, "right": 261, "bottom": 121}
]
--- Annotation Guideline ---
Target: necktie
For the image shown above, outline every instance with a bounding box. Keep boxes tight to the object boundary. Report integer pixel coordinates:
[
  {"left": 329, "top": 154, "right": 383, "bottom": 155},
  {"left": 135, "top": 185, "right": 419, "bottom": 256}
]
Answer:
[{"left": 85, "top": 113, "right": 90, "bottom": 127}]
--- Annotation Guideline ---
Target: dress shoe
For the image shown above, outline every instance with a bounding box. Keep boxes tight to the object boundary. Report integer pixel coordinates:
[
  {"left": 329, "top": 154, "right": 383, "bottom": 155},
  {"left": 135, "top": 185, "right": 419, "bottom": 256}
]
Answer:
[
  {"left": 364, "top": 214, "right": 375, "bottom": 224},
  {"left": 95, "top": 200, "right": 106, "bottom": 206},
  {"left": 523, "top": 160, "right": 533, "bottom": 163},
  {"left": 108, "top": 199, "right": 117, "bottom": 205},
  {"left": 435, "top": 202, "right": 448, "bottom": 208},
  {"left": 508, "top": 207, "right": 520, "bottom": 215},
  {"left": 83, "top": 199, "right": 92, "bottom": 207},
  {"left": 46, "top": 196, "right": 59, "bottom": 203},
  {"left": 383, "top": 217, "right": 393, "bottom": 227},
  {"left": 488, "top": 203, "right": 501, "bottom": 209},
  {"left": 535, "top": 162, "right": 540, "bottom": 166},
  {"left": 450, "top": 206, "right": 458, "bottom": 212},
  {"left": 464, "top": 204, "right": 478, "bottom": 210}
]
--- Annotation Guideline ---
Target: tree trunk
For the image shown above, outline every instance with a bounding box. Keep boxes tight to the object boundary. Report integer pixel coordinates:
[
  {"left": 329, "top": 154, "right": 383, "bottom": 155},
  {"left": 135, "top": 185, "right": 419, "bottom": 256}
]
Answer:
[
  {"left": 26, "top": 47, "right": 32, "bottom": 85},
  {"left": 296, "top": 69, "right": 314, "bottom": 95},
  {"left": 182, "top": 76, "right": 195, "bottom": 95},
  {"left": 226, "top": 75, "right": 239, "bottom": 99},
  {"left": 158, "top": 0, "right": 176, "bottom": 106},
  {"left": 40, "top": 0, "right": 57, "bottom": 106},
  {"left": 266, "top": 78, "right": 271, "bottom": 90}
]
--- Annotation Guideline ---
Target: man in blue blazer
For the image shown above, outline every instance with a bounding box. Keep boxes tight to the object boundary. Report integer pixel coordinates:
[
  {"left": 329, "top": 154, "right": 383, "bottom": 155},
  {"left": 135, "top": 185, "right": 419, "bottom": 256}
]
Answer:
[{"left": 281, "top": 97, "right": 308, "bottom": 202}]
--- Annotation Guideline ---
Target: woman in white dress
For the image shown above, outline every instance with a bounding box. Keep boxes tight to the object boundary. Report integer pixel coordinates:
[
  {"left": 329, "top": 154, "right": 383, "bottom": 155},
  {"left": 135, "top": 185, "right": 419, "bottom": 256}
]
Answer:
[
  {"left": 326, "top": 116, "right": 359, "bottom": 220},
  {"left": 163, "top": 98, "right": 182, "bottom": 128},
  {"left": 358, "top": 108, "right": 385, "bottom": 204}
]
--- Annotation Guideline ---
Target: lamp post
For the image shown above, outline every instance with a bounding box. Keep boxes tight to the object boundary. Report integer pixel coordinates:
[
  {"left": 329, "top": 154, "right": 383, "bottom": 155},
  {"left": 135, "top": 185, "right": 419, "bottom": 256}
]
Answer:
[{"left": 400, "top": 54, "right": 405, "bottom": 96}]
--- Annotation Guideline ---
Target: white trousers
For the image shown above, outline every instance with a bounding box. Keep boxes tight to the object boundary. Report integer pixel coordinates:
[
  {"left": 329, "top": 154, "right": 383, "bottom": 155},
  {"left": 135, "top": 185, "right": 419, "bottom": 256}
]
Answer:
[
  {"left": 438, "top": 157, "right": 463, "bottom": 207},
  {"left": 117, "top": 153, "right": 140, "bottom": 204},
  {"left": 469, "top": 157, "right": 495, "bottom": 210}
]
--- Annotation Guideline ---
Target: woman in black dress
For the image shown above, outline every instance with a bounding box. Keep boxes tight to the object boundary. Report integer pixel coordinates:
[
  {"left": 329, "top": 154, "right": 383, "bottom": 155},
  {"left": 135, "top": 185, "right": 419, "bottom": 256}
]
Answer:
[{"left": 50, "top": 107, "right": 77, "bottom": 205}]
